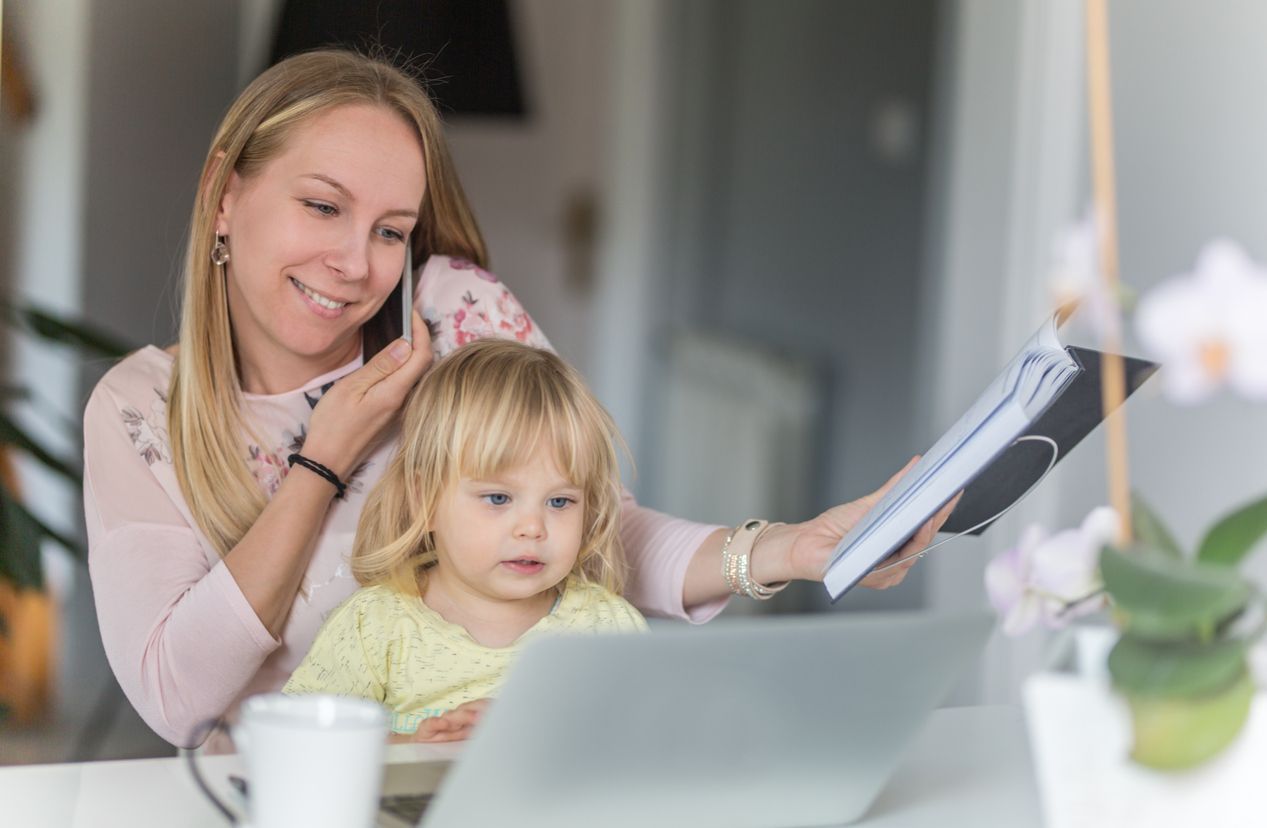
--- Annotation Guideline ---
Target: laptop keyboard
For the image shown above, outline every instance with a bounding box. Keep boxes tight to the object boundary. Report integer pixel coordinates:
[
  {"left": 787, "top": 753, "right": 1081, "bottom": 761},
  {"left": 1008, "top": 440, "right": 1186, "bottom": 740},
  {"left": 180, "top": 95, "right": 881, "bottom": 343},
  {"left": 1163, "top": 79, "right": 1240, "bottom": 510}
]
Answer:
[{"left": 379, "top": 793, "right": 434, "bottom": 825}]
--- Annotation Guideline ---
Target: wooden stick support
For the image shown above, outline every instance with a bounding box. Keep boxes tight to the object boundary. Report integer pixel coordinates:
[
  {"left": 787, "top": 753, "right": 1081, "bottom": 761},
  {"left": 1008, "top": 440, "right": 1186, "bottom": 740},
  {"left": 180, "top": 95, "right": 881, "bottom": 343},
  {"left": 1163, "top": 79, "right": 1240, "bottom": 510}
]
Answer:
[{"left": 1084, "top": 0, "right": 1133, "bottom": 545}]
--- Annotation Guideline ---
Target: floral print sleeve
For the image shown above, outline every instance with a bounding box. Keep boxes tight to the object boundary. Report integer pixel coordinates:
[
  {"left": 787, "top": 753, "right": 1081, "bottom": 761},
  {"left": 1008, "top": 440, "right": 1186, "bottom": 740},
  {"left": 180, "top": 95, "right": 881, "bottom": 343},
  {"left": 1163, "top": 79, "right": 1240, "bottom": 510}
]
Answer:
[{"left": 415, "top": 255, "right": 553, "bottom": 359}]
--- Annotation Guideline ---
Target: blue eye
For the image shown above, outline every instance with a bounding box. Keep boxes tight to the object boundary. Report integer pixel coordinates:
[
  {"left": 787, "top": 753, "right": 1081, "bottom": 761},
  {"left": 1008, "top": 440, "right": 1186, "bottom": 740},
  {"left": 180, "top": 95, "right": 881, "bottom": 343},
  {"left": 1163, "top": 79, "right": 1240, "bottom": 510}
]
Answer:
[
  {"left": 483, "top": 493, "right": 510, "bottom": 506},
  {"left": 547, "top": 496, "right": 574, "bottom": 509},
  {"left": 378, "top": 227, "right": 406, "bottom": 242},
  {"left": 303, "top": 200, "right": 338, "bottom": 217}
]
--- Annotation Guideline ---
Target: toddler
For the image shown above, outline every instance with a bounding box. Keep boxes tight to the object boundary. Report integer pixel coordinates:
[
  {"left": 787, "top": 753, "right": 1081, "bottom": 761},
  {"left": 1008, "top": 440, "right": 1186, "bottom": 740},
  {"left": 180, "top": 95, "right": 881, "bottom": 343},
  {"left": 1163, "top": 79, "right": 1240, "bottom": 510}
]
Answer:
[{"left": 283, "top": 339, "right": 646, "bottom": 740}]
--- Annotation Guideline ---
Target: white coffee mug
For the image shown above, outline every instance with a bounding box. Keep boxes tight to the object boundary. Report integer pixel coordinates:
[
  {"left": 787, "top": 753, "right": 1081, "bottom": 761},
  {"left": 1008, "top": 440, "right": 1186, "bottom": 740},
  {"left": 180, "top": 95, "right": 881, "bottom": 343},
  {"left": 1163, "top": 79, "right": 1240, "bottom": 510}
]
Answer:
[{"left": 191, "top": 693, "right": 389, "bottom": 828}]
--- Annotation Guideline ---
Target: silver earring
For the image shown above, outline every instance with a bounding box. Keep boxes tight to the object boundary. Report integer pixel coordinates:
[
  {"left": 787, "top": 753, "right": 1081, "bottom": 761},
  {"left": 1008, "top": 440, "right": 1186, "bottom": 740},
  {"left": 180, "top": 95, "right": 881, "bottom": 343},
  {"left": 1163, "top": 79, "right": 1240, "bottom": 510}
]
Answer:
[{"left": 210, "top": 235, "right": 230, "bottom": 266}]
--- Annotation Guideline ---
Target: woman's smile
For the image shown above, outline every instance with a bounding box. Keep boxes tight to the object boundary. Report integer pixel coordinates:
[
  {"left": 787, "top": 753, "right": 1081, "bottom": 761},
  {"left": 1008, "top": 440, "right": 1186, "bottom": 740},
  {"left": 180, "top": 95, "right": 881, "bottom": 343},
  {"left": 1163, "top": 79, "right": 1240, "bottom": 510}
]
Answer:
[{"left": 289, "top": 276, "right": 352, "bottom": 317}]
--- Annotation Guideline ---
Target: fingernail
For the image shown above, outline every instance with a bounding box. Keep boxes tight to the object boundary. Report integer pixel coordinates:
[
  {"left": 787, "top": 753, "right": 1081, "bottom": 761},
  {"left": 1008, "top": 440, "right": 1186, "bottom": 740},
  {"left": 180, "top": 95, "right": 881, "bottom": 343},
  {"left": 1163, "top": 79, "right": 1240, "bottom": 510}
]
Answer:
[{"left": 390, "top": 339, "right": 411, "bottom": 360}]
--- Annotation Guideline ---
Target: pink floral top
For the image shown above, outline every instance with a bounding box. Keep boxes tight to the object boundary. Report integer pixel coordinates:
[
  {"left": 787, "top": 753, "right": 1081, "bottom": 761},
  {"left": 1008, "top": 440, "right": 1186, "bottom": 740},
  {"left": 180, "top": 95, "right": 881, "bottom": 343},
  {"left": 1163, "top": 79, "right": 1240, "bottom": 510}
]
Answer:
[{"left": 84, "top": 255, "right": 724, "bottom": 747}]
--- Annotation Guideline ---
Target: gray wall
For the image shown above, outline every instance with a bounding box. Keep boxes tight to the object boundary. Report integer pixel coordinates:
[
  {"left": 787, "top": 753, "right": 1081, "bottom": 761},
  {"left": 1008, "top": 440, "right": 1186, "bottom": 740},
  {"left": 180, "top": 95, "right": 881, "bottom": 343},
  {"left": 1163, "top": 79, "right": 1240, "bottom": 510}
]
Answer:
[
  {"left": 81, "top": 1, "right": 242, "bottom": 364},
  {"left": 1105, "top": 0, "right": 1267, "bottom": 569},
  {"left": 643, "top": 0, "right": 938, "bottom": 611}
]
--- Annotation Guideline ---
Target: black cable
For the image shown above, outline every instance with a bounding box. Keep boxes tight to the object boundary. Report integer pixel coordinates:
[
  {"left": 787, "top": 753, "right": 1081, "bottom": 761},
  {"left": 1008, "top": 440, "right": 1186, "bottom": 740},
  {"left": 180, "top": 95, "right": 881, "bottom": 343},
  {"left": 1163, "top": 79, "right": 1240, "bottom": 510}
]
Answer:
[{"left": 183, "top": 718, "right": 240, "bottom": 824}]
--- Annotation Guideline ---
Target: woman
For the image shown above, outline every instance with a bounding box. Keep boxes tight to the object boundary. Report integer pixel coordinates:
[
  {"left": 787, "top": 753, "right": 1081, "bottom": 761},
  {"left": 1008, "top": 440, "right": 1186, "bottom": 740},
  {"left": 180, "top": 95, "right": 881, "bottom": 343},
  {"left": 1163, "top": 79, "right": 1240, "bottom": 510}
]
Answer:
[{"left": 83, "top": 50, "right": 946, "bottom": 748}]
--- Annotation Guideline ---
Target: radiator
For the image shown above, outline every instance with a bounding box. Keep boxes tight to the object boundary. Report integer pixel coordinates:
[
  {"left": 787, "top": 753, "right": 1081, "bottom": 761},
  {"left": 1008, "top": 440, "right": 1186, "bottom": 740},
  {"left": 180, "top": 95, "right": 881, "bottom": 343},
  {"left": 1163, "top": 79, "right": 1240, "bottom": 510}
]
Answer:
[{"left": 651, "top": 331, "right": 822, "bottom": 530}]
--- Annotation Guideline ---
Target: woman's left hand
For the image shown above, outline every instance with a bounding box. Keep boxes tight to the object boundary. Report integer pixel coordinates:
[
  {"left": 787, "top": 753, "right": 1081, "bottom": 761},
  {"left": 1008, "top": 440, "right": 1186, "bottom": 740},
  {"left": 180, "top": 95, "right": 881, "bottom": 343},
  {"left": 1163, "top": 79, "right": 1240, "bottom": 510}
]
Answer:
[{"left": 754, "top": 457, "right": 960, "bottom": 591}]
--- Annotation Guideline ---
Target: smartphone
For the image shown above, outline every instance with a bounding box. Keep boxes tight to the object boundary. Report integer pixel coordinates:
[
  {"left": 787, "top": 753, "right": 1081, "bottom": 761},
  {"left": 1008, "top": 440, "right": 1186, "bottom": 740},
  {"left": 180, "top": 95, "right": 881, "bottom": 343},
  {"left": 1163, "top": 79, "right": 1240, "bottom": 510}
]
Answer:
[{"left": 401, "top": 237, "right": 414, "bottom": 345}]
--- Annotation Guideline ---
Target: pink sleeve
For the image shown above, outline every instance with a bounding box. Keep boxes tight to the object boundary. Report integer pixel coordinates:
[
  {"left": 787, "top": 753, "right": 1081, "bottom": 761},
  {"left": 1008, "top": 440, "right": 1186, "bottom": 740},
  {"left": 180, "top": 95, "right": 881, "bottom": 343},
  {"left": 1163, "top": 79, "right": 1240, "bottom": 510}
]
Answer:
[
  {"left": 417, "top": 255, "right": 729, "bottom": 622},
  {"left": 415, "top": 255, "right": 552, "bottom": 359},
  {"left": 619, "top": 492, "right": 729, "bottom": 623},
  {"left": 83, "top": 383, "right": 278, "bottom": 748}
]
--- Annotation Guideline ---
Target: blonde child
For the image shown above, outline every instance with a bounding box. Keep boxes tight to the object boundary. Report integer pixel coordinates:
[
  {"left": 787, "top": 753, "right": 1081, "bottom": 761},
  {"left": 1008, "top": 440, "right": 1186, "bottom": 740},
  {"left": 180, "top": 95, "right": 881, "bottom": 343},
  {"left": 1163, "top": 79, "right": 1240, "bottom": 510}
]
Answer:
[{"left": 282, "top": 339, "right": 646, "bottom": 740}]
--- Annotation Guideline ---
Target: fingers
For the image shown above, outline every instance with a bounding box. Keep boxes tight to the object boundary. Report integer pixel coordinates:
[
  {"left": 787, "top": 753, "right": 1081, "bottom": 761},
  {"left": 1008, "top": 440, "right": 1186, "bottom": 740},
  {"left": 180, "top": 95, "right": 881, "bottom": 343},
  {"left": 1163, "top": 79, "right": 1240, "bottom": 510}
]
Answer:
[
  {"left": 931, "top": 490, "right": 963, "bottom": 531},
  {"left": 412, "top": 718, "right": 469, "bottom": 743},
  {"left": 860, "top": 549, "right": 918, "bottom": 589},
  {"left": 453, "top": 698, "right": 491, "bottom": 719},
  {"left": 863, "top": 492, "right": 962, "bottom": 590},
  {"left": 347, "top": 310, "right": 433, "bottom": 393},
  {"left": 410, "top": 702, "right": 486, "bottom": 743},
  {"left": 860, "top": 455, "right": 922, "bottom": 507}
]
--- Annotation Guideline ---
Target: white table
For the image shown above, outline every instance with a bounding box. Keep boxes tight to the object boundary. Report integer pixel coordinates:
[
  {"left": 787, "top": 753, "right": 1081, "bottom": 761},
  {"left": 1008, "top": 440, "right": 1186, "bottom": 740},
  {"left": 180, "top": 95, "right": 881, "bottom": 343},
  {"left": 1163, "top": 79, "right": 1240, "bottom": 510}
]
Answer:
[{"left": 0, "top": 705, "right": 1040, "bottom": 827}]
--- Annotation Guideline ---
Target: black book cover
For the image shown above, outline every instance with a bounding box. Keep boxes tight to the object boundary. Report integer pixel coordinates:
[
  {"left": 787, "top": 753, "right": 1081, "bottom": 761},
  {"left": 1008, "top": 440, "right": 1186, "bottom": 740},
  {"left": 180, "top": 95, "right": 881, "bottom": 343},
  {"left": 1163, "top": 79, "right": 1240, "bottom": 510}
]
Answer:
[{"left": 939, "top": 346, "right": 1159, "bottom": 536}]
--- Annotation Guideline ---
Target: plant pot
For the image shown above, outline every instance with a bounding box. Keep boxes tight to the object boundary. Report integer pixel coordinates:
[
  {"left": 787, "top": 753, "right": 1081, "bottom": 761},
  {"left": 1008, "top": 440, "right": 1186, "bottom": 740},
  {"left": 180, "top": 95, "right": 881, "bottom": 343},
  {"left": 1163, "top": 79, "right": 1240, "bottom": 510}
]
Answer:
[{"left": 1023, "top": 628, "right": 1266, "bottom": 827}]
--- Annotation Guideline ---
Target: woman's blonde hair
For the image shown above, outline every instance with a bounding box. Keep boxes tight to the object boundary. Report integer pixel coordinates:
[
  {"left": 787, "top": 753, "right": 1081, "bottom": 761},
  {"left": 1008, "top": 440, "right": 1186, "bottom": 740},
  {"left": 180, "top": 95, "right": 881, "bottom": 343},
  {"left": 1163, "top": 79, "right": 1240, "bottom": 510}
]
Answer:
[
  {"left": 168, "top": 49, "right": 485, "bottom": 556},
  {"left": 353, "top": 339, "right": 627, "bottom": 597}
]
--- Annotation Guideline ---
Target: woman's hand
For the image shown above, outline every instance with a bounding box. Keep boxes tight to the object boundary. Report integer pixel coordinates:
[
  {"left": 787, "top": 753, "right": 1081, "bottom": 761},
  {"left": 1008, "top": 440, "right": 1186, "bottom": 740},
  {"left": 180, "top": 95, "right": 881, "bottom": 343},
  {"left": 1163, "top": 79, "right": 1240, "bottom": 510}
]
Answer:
[
  {"left": 301, "top": 310, "right": 432, "bottom": 478},
  {"left": 408, "top": 699, "right": 491, "bottom": 744},
  {"left": 752, "top": 457, "right": 960, "bottom": 591}
]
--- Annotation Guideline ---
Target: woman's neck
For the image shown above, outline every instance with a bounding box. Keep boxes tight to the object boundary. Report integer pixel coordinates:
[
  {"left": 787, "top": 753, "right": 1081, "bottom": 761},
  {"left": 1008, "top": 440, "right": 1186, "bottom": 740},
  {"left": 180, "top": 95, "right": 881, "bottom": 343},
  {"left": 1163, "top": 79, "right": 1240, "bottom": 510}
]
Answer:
[
  {"left": 421, "top": 574, "right": 559, "bottom": 649},
  {"left": 235, "top": 337, "right": 362, "bottom": 395}
]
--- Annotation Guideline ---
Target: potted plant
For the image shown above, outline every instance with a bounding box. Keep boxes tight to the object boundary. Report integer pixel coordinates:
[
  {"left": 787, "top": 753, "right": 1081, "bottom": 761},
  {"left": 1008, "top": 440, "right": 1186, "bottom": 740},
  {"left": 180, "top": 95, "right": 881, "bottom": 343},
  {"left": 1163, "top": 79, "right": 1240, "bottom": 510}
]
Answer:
[
  {"left": 988, "top": 235, "right": 1267, "bottom": 823},
  {"left": 0, "top": 302, "right": 130, "bottom": 724}
]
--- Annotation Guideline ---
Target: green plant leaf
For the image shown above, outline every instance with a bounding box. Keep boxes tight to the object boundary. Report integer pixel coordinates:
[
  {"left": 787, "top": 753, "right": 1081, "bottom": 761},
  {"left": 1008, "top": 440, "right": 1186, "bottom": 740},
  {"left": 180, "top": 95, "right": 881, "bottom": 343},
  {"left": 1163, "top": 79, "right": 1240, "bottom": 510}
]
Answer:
[
  {"left": 0, "top": 488, "right": 47, "bottom": 590},
  {"left": 0, "top": 485, "right": 84, "bottom": 564},
  {"left": 2, "top": 302, "right": 132, "bottom": 359},
  {"left": 1124, "top": 668, "right": 1254, "bottom": 771},
  {"left": 1100, "top": 545, "right": 1253, "bottom": 641},
  {"left": 1131, "top": 492, "right": 1184, "bottom": 560},
  {"left": 0, "top": 409, "right": 82, "bottom": 485},
  {"left": 1108, "top": 633, "right": 1247, "bottom": 698},
  {"left": 1197, "top": 493, "right": 1267, "bottom": 568}
]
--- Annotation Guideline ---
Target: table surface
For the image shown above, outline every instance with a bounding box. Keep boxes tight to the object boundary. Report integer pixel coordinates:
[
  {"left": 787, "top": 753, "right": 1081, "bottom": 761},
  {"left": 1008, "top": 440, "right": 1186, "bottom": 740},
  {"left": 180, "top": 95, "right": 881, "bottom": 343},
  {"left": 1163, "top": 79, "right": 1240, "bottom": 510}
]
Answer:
[{"left": 0, "top": 705, "right": 1041, "bottom": 827}]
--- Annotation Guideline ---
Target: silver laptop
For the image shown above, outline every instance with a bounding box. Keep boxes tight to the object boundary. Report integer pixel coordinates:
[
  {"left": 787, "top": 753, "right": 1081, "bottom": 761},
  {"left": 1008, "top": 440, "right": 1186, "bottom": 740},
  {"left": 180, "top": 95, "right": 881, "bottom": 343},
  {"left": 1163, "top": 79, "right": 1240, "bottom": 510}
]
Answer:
[{"left": 376, "top": 610, "right": 992, "bottom": 828}]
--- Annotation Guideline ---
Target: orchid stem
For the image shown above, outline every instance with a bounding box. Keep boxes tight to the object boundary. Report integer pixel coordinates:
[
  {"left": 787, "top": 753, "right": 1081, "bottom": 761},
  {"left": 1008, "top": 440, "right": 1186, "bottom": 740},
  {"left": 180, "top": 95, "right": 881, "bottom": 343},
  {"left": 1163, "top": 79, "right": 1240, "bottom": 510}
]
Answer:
[{"left": 1055, "top": 587, "right": 1107, "bottom": 619}]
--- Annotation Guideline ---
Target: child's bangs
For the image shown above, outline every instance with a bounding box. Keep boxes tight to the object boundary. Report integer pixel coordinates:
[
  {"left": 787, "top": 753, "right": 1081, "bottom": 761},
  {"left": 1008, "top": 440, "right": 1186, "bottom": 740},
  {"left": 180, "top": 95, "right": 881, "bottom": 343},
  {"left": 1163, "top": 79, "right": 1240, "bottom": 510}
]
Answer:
[{"left": 451, "top": 369, "right": 596, "bottom": 486}]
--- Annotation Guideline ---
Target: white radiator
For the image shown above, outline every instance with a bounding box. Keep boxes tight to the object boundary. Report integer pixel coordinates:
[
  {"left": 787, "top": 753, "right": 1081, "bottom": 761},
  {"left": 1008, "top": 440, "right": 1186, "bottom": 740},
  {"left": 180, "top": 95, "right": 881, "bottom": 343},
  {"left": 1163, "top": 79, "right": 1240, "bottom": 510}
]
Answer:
[{"left": 652, "top": 331, "right": 822, "bottom": 529}]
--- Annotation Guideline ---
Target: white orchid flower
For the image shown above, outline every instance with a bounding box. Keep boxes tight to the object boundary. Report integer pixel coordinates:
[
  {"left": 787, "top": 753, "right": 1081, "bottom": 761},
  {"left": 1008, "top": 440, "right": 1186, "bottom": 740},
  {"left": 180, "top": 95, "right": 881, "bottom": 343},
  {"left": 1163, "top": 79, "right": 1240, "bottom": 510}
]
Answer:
[
  {"left": 1049, "top": 209, "right": 1121, "bottom": 341},
  {"left": 986, "top": 507, "right": 1118, "bottom": 636},
  {"left": 1135, "top": 239, "right": 1267, "bottom": 404}
]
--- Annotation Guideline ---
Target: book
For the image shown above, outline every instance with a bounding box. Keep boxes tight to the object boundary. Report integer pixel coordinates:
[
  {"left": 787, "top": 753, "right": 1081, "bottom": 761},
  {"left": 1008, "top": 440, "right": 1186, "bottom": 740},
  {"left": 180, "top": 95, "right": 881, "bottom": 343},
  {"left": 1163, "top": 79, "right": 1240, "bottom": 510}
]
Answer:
[{"left": 823, "top": 311, "right": 1159, "bottom": 600}]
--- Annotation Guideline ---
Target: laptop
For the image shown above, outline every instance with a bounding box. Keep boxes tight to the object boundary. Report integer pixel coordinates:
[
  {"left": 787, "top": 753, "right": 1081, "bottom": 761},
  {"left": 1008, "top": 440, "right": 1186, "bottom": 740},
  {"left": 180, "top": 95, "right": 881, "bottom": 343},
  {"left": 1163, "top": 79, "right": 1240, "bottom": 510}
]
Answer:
[{"left": 372, "top": 609, "right": 993, "bottom": 827}]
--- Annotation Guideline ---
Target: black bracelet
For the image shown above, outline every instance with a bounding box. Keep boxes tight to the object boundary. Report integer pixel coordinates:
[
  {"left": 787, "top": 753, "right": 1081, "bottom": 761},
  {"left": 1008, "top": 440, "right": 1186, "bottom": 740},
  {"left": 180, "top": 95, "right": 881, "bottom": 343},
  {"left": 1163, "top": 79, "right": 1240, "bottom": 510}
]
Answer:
[{"left": 286, "top": 453, "right": 348, "bottom": 500}]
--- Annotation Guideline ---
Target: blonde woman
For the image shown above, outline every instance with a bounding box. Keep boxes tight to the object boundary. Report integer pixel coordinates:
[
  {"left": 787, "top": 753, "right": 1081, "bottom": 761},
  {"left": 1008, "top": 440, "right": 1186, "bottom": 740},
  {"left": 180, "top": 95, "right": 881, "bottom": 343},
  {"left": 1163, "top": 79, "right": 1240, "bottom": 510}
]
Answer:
[
  {"left": 283, "top": 340, "right": 644, "bottom": 741},
  {"left": 83, "top": 49, "right": 946, "bottom": 749}
]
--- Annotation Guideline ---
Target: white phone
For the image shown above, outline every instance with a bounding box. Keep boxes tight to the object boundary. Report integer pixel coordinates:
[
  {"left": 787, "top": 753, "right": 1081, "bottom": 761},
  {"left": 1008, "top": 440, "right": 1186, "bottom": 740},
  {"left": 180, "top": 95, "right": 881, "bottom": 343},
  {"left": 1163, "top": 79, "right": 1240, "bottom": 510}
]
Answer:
[{"left": 401, "top": 238, "right": 413, "bottom": 345}]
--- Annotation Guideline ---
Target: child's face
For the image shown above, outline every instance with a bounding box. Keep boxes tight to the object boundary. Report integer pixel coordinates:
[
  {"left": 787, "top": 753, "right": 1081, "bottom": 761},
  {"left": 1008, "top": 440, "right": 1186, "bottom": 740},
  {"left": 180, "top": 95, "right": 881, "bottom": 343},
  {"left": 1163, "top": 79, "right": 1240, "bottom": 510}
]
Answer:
[{"left": 429, "top": 443, "right": 585, "bottom": 604}]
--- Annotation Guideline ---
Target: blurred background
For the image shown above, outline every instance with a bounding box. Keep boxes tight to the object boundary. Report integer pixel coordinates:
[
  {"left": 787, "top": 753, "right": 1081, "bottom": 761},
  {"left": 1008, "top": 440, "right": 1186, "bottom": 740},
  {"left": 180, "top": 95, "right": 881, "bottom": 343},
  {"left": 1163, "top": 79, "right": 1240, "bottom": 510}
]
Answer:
[{"left": 2, "top": 0, "right": 1266, "bottom": 765}]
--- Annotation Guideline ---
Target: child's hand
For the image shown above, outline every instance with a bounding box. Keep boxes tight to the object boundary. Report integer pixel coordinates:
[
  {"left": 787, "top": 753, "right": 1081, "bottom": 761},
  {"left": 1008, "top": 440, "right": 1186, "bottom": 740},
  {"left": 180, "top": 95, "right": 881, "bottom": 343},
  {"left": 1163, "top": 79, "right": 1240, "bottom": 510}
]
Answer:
[{"left": 409, "top": 699, "right": 492, "bottom": 743}]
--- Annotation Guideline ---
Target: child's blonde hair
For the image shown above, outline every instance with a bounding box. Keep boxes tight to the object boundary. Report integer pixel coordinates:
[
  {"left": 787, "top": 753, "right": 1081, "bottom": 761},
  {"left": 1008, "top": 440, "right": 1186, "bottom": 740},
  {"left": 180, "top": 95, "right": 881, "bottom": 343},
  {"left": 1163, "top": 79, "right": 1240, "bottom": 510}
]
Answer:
[{"left": 353, "top": 339, "right": 627, "bottom": 597}]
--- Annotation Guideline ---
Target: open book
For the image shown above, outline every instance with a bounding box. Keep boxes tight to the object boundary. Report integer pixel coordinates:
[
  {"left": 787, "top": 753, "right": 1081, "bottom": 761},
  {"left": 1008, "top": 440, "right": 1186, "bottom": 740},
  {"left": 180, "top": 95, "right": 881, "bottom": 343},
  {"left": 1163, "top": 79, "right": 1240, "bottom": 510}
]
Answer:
[{"left": 823, "top": 311, "right": 1158, "bottom": 600}]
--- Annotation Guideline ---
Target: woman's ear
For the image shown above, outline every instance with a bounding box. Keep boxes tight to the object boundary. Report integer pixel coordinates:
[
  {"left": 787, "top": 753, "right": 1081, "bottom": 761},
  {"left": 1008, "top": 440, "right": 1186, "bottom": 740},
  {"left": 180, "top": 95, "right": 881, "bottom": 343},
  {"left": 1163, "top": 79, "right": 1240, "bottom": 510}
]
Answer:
[
  {"left": 200, "top": 151, "right": 239, "bottom": 236},
  {"left": 215, "top": 172, "right": 242, "bottom": 237}
]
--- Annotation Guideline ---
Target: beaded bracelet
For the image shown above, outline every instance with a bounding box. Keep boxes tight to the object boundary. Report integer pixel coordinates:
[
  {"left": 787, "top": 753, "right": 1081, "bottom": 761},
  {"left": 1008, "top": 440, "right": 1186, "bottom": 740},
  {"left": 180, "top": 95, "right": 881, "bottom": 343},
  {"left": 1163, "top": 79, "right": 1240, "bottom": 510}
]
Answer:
[
  {"left": 721, "top": 519, "right": 790, "bottom": 600},
  {"left": 286, "top": 453, "right": 348, "bottom": 500}
]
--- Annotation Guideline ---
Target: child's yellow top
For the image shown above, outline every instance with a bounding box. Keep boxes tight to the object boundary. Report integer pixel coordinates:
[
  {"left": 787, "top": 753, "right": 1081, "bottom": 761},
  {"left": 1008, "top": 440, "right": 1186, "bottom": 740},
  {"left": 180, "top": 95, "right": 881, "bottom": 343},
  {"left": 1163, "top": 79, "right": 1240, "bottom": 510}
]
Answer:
[{"left": 282, "top": 577, "right": 647, "bottom": 734}]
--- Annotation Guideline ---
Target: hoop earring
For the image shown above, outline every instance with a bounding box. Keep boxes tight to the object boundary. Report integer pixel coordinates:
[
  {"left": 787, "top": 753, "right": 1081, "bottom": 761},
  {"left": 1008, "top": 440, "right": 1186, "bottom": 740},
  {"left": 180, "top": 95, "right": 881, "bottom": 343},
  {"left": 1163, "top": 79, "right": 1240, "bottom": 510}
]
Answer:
[{"left": 210, "top": 235, "right": 230, "bottom": 267}]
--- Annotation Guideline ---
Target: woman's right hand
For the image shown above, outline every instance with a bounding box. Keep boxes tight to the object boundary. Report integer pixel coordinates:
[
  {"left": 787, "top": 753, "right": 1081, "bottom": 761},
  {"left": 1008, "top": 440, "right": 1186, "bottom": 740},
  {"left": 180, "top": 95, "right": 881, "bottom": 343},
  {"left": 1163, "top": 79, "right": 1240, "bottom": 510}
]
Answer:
[{"left": 301, "top": 309, "right": 432, "bottom": 478}]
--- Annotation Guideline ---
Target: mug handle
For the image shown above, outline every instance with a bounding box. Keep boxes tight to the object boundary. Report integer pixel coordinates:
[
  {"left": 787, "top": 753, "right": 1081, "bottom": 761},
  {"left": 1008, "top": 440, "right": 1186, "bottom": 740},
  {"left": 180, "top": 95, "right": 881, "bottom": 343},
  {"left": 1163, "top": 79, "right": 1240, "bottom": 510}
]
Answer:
[{"left": 183, "top": 717, "right": 243, "bottom": 825}]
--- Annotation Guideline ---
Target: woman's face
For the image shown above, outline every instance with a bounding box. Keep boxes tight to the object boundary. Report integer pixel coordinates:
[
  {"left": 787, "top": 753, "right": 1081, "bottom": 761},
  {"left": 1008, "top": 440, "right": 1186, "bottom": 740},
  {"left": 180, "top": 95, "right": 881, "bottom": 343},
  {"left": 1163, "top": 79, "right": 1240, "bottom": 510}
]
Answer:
[{"left": 216, "top": 103, "right": 426, "bottom": 392}]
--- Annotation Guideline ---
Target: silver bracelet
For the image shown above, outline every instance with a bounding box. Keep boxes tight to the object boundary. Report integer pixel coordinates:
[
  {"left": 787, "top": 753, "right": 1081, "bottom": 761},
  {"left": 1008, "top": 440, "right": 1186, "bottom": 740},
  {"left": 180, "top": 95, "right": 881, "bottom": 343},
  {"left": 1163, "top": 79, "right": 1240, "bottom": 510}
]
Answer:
[{"left": 721, "top": 519, "right": 790, "bottom": 600}]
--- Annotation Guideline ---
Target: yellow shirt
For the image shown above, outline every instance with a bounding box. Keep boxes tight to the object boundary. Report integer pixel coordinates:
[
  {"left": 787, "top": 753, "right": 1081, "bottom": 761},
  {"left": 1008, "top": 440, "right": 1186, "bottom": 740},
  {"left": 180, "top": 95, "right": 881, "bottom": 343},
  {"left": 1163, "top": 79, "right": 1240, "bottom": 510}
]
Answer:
[{"left": 282, "top": 577, "right": 647, "bottom": 734}]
